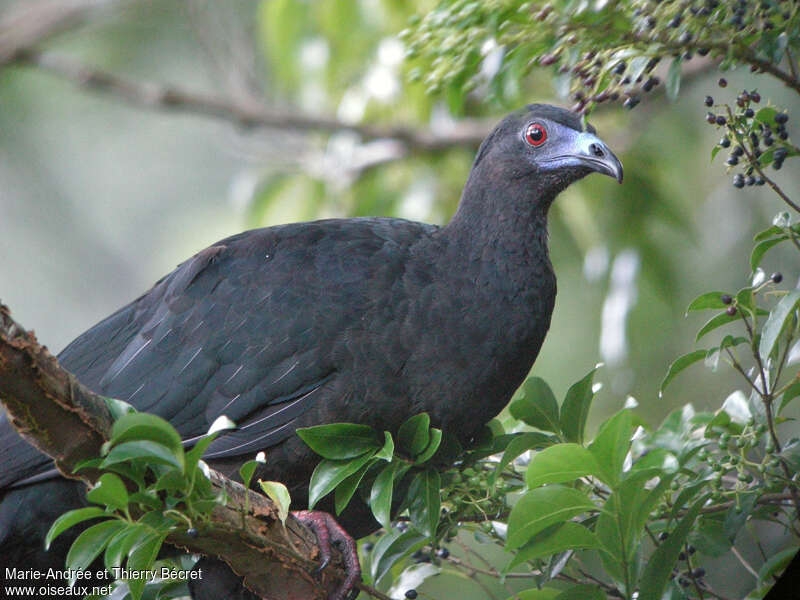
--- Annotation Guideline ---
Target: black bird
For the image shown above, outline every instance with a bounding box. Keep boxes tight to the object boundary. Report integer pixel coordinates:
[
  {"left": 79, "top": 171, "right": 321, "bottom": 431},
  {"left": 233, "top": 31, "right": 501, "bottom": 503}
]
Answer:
[{"left": 0, "top": 104, "right": 622, "bottom": 600}]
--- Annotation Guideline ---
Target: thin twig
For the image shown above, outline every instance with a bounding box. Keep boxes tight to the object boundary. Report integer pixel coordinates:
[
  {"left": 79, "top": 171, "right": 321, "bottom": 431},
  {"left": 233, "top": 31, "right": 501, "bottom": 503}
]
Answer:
[{"left": 730, "top": 545, "right": 759, "bottom": 578}]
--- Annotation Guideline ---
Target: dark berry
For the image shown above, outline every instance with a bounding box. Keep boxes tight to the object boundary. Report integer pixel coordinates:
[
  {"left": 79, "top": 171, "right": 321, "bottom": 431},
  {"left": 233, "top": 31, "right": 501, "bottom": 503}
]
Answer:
[
  {"left": 613, "top": 61, "right": 626, "bottom": 75},
  {"left": 705, "top": 96, "right": 714, "bottom": 107},
  {"left": 733, "top": 174, "right": 745, "bottom": 188},
  {"left": 726, "top": 155, "right": 739, "bottom": 166},
  {"left": 624, "top": 96, "right": 640, "bottom": 109},
  {"left": 778, "top": 130, "right": 788, "bottom": 140},
  {"left": 746, "top": 176, "right": 755, "bottom": 185},
  {"left": 716, "top": 115, "right": 727, "bottom": 125},
  {"left": 756, "top": 177, "right": 765, "bottom": 185},
  {"left": 658, "top": 532, "right": 669, "bottom": 541},
  {"left": 187, "top": 527, "right": 199, "bottom": 538},
  {"left": 745, "top": 108, "right": 755, "bottom": 118},
  {"left": 718, "top": 77, "right": 728, "bottom": 87},
  {"left": 678, "top": 552, "right": 687, "bottom": 561},
  {"left": 721, "top": 294, "right": 733, "bottom": 304},
  {"left": 772, "top": 272, "right": 783, "bottom": 283},
  {"left": 776, "top": 112, "right": 789, "bottom": 124},
  {"left": 668, "top": 15, "right": 681, "bottom": 27},
  {"left": 436, "top": 547, "right": 450, "bottom": 558},
  {"left": 707, "top": 112, "right": 718, "bottom": 124},
  {"left": 751, "top": 91, "right": 761, "bottom": 102},
  {"left": 692, "top": 567, "right": 706, "bottom": 578},
  {"left": 733, "top": 145, "right": 744, "bottom": 157},
  {"left": 719, "top": 137, "right": 731, "bottom": 148},
  {"left": 726, "top": 305, "right": 737, "bottom": 316},
  {"left": 405, "top": 590, "right": 418, "bottom": 599}
]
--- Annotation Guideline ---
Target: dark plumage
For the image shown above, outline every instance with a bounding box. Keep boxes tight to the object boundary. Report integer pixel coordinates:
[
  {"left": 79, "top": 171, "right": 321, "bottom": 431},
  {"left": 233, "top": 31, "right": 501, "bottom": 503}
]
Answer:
[{"left": 0, "top": 104, "right": 622, "bottom": 599}]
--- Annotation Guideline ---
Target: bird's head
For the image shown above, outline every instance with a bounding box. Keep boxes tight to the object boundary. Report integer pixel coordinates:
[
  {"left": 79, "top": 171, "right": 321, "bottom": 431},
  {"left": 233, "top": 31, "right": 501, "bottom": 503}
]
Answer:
[{"left": 470, "top": 104, "right": 623, "bottom": 203}]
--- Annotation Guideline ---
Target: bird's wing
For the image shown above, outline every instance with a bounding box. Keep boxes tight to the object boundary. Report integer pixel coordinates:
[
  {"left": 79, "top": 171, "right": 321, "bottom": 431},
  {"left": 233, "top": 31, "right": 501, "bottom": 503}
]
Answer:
[{"left": 1, "top": 218, "right": 434, "bottom": 487}]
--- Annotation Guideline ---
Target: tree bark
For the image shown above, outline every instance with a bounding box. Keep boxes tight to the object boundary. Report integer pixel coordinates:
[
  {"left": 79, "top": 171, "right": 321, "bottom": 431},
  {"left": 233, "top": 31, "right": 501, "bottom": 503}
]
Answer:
[{"left": 0, "top": 302, "right": 345, "bottom": 600}]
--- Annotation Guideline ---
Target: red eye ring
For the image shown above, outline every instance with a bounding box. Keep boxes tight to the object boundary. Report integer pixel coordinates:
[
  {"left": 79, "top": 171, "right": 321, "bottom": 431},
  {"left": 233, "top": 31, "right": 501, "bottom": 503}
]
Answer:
[{"left": 525, "top": 123, "right": 548, "bottom": 147}]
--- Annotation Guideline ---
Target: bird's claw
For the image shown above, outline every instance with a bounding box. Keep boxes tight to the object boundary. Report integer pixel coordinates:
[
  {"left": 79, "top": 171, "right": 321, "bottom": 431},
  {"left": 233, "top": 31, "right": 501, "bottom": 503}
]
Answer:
[{"left": 292, "top": 510, "right": 361, "bottom": 600}]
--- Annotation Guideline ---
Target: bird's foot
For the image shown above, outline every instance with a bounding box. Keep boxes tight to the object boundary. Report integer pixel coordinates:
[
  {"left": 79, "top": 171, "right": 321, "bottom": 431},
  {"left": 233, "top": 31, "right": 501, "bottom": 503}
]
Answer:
[{"left": 292, "top": 510, "right": 361, "bottom": 600}]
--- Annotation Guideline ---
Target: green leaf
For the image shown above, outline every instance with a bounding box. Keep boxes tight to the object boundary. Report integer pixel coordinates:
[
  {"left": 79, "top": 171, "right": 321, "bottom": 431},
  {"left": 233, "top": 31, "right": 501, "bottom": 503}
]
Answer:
[
  {"left": 754, "top": 224, "right": 785, "bottom": 242},
  {"left": 370, "top": 462, "right": 399, "bottom": 530},
  {"left": 525, "top": 443, "right": 602, "bottom": 489},
  {"left": 736, "top": 287, "right": 757, "bottom": 319},
  {"left": 660, "top": 350, "right": 707, "bottom": 393},
  {"left": 751, "top": 236, "right": 788, "bottom": 270},
  {"left": 506, "top": 485, "right": 597, "bottom": 550},
  {"left": 258, "top": 480, "right": 291, "bottom": 526},
  {"left": 334, "top": 460, "right": 373, "bottom": 515},
  {"left": 110, "top": 413, "right": 183, "bottom": 454},
  {"left": 665, "top": 57, "right": 681, "bottom": 100},
  {"left": 101, "top": 440, "right": 184, "bottom": 471},
  {"left": 86, "top": 473, "right": 129, "bottom": 512},
  {"left": 638, "top": 496, "right": 708, "bottom": 600},
  {"left": 554, "top": 585, "right": 605, "bottom": 600},
  {"left": 414, "top": 428, "right": 442, "bottom": 463},
  {"left": 559, "top": 368, "right": 599, "bottom": 443},
  {"left": 104, "top": 523, "right": 146, "bottom": 572},
  {"left": 407, "top": 468, "right": 441, "bottom": 537},
  {"left": 759, "top": 290, "right": 800, "bottom": 362},
  {"left": 375, "top": 431, "right": 395, "bottom": 461},
  {"left": 489, "top": 432, "right": 554, "bottom": 489},
  {"left": 239, "top": 460, "right": 259, "bottom": 489},
  {"left": 308, "top": 451, "right": 376, "bottom": 509},
  {"left": 710, "top": 145, "right": 721, "bottom": 162},
  {"left": 506, "top": 522, "right": 599, "bottom": 570},
  {"left": 757, "top": 547, "right": 797, "bottom": 589},
  {"left": 184, "top": 432, "right": 220, "bottom": 472},
  {"left": 370, "top": 529, "right": 427, "bottom": 582},
  {"left": 127, "top": 532, "right": 166, "bottom": 600},
  {"left": 66, "top": 519, "right": 125, "bottom": 573},
  {"left": 754, "top": 106, "right": 778, "bottom": 127},
  {"left": 588, "top": 410, "right": 633, "bottom": 487},
  {"left": 296, "top": 423, "right": 381, "bottom": 460},
  {"left": 510, "top": 377, "right": 560, "bottom": 434},
  {"left": 686, "top": 291, "right": 731, "bottom": 313},
  {"left": 129, "top": 491, "right": 162, "bottom": 511},
  {"left": 398, "top": 413, "right": 431, "bottom": 456},
  {"left": 779, "top": 381, "right": 800, "bottom": 413},
  {"left": 45, "top": 507, "right": 109, "bottom": 549}
]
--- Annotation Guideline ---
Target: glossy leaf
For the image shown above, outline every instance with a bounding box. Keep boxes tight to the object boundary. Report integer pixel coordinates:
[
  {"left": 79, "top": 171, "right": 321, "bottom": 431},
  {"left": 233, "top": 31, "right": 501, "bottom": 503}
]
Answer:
[
  {"left": 686, "top": 291, "right": 730, "bottom": 313},
  {"left": 375, "top": 431, "right": 395, "bottom": 461},
  {"left": 660, "top": 350, "right": 707, "bottom": 393},
  {"left": 296, "top": 423, "right": 381, "bottom": 459},
  {"left": 239, "top": 460, "right": 259, "bottom": 489},
  {"left": 588, "top": 410, "right": 633, "bottom": 487},
  {"left": 104, "top": 523, "right": 147, "bottom": 572},
  {"left": 406, "top": 468, "right": 441, "bottom": 537},
  {"left": 87, "top": 473, "right": 129, "bottom": 512},
  {"left": 259, "top": 480, "right": 291, "bottom": 526},
  {"left": 45, "top": 507, "right": 108, "bottom": 549},
  {"left": 398, "top": 413, "right": 431, "bottom": 456},
  {"left": 109, "top": 413, "right": 183, "bottom": 454},
  {"left": 506, "top": 522, "right": 599, "bottom": 570},
  {"left": 510, "top": 377, "right": 560, "bottom": 434},
  {"left": 414, "top": 428, "right": 442, "bottom": 464},
  {"left": 559, "top": 368, "right": 599, "bottom": 444},
  {"left": 101, "top": 440, "right": 183, "bottom": 471},
  {"left": 525, "top": 443, "right": 602, "bottom": 489},
  {"left": 333, "top": 460, "right": 373, "bottom": 515},
  {"left": 779, "top": 381, "right": 800, "bottom": 413},
  {"left": 66, "top": 519, "right": 125, "bottom": 573},
  {"left": 759, "top": 290, "right": 800, "bottom": 362},
  {"left": 506, "top": 485, "right": 596, "bottom": 550},
  {"left": 665, "top": 57, "right": 681, "bottom": 100},
  {"left": 370, "top": 529, "right": 427, "bottom": 582},
  {"left": 751, "top": 236, "right": 788, "bottom": 270},
  {"left": 308, "top": 451, "right": 376, "bottom": 509},
  {"left": 639, "top": 496, "right": 708, "bottom": 600},
  {"left": 370, "top": 462, "right": 399, "bottom": 530}
]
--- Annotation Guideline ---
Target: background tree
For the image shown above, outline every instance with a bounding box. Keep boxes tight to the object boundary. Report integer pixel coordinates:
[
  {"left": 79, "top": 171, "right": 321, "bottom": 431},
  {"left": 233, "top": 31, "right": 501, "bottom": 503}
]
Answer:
[{"left": 0, "top": 0, "right": 799, "bottom": 599}]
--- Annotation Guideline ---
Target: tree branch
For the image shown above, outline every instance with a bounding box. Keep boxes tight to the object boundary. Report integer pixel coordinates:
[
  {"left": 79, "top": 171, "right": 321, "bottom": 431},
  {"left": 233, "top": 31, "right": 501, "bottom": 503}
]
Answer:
[{"left": 0, "top": 302, "right": 345, "bottom": 600}]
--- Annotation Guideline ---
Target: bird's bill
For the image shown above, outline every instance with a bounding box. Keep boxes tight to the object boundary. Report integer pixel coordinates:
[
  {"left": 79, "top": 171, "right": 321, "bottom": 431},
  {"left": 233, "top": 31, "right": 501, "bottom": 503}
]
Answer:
[{"left": 541, "top": 131, "right": 624, "bottom": 183}]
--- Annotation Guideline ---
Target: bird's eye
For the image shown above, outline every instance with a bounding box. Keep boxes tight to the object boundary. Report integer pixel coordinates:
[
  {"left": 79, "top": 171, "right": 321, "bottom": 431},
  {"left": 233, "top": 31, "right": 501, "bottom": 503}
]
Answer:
[{"left": 524, "top": 123, "right": 548, "bottom": 147}]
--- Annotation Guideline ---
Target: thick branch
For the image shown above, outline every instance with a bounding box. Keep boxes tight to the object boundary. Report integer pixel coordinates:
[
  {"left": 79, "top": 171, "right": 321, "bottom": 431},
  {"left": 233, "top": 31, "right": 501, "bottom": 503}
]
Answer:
[{"left": 0, "top": 303, "right": 343, "bottom": 600}]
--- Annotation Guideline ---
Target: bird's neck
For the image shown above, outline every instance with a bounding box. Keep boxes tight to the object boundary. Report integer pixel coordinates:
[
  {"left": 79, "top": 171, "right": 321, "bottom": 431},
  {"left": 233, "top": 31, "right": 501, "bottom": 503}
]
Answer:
[{"left": 440, "top": 170, "right": 556, "bottom": 276}]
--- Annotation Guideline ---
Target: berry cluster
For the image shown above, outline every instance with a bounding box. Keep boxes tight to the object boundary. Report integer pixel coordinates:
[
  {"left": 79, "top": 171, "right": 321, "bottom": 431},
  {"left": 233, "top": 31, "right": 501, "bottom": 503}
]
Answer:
[{"left": 705, "top": 80, "right": 795, "bottom": 188}]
